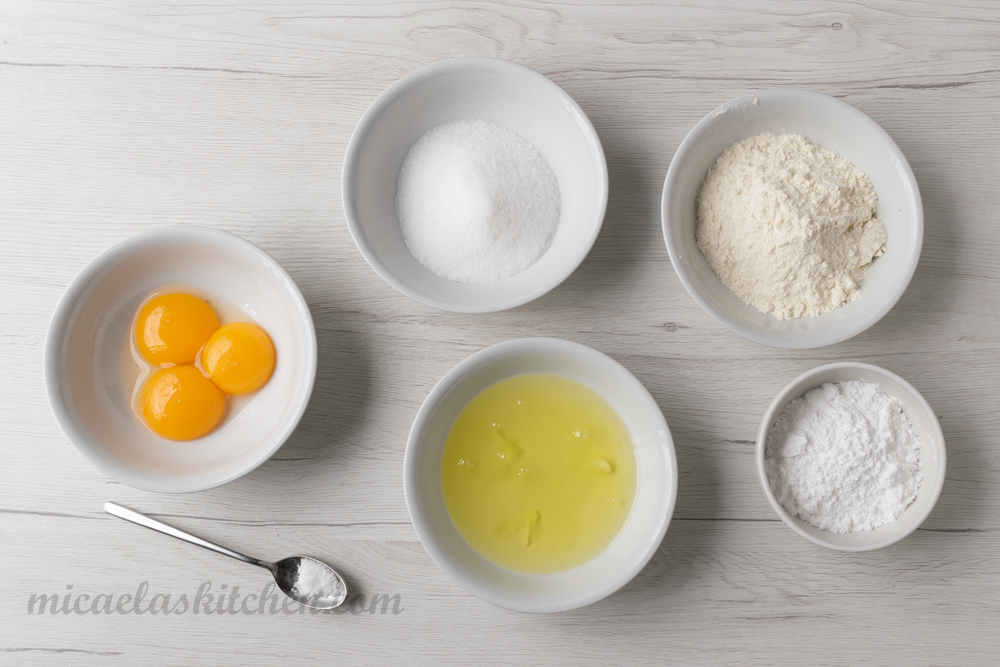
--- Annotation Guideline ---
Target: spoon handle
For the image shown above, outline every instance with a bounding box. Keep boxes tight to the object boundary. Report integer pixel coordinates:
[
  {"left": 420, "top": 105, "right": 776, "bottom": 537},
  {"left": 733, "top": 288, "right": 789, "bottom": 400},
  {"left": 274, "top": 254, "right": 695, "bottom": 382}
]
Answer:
[{"left": 104, "top": 502, "right": 265, "bottom": 569}]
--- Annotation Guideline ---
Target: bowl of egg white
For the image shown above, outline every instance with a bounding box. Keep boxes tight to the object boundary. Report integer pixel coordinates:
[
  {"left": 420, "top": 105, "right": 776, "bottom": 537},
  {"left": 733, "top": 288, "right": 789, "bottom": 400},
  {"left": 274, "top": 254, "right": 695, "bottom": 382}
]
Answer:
[
  {"left": 44, "top": 225, "right": 317, "bottom": 493},
  {"left": 343, "top": 56, "right": 608, "bottom": 313},
  {"left": 662, "top": 89, "right": 923, "bottom": 349},
  {"left": 404, "top": 338, "right": 677, "bottom": 612}
]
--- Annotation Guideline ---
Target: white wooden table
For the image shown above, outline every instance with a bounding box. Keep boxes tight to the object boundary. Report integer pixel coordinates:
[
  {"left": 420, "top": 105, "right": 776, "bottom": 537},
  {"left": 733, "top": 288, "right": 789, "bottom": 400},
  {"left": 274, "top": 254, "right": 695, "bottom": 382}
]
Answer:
[{"left": 3, "top": 2, "right": 999, "bottom": 664}]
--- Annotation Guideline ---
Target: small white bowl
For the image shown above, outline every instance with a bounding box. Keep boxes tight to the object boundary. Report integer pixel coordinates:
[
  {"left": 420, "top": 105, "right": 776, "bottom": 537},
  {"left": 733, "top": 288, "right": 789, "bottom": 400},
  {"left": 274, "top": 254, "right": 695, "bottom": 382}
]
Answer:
[
  {"left": 662, "top": 89, "right": 923, "bottom": 349},
  {"left": 44, "top": 225, "right": 317, "bottom": 493},
  {"left": 404, "top": 338, "right": 677, "bottom": 612},
  {"left": 756, "top": 362, "right": 946, "bottom": 551},
  {"left": 343, "top": 57, "right": 608, "bottom": 313}
]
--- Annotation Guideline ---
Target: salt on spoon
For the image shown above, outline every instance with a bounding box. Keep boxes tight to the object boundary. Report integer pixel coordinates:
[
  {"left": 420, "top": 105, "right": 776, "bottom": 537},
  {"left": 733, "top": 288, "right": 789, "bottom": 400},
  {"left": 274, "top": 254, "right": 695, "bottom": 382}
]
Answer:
[{"left": 104, "top": 502, "right": 347, "bottom": 609}]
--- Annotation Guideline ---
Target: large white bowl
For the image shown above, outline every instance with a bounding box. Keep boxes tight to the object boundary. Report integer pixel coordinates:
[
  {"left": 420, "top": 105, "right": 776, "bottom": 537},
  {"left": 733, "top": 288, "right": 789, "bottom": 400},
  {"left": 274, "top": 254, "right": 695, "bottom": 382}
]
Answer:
[
  {"left": 662, "top": 89, "right": 923, "bottom": 349},
  {"left": 343, "top": 57, "right": 608, "bottom": 313},
  {"left": 756, "top": 362, "right": 946, "bottom": 551},
  {"left": 404, "top": 338, "right": 677, "bottom": 612},
  {"left": 44, "top": 225, "right": 317, "bottom": 493}
]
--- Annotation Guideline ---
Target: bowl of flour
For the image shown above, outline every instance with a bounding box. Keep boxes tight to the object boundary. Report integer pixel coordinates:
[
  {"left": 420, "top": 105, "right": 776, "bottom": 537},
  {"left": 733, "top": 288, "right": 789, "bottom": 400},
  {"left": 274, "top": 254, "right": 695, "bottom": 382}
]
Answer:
[
  {"left": 662, "top": 89, "right": 923, "bottom": 348},
  {"left": 756, "top": 362, "right": 946, "bottom": 551},
  {"left": 343, "top": 57, "right": 607, "bottom": 313}
]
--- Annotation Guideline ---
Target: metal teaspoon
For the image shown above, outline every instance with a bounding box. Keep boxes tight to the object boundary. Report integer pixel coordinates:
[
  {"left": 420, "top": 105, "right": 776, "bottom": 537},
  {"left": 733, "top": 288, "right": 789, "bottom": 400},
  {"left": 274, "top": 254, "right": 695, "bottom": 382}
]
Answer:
[{"left": 104, "top": 502, "right": 347, "bottom": 609}]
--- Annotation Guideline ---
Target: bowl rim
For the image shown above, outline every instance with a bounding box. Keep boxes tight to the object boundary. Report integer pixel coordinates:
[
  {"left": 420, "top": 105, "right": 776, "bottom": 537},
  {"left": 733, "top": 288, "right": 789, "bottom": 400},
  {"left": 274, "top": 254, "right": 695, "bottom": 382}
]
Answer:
[
  {"left": 43, "top": 224, "right": 318, "bottom": 494},
  {"left": 342, "top": 56, "right": 609, "bottom": 313},
  {"left": 661, "top": 88, "right": 924, "bottom": 349},
  {"left": 403, "top": 337, "right": 677, "bottom": 612},
  {"left": 755, "top": 361, "right": 947, "bottom": 551}
]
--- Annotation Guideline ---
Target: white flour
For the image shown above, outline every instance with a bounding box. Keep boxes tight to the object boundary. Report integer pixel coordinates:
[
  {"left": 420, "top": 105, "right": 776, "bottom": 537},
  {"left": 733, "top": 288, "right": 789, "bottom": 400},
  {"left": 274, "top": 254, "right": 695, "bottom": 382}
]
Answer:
[
  {"left": 696, "top": 133, "right": 887, "bottom": 319},
  {"left": 765, "top": 380, "right": 922, "bottom": 533}
]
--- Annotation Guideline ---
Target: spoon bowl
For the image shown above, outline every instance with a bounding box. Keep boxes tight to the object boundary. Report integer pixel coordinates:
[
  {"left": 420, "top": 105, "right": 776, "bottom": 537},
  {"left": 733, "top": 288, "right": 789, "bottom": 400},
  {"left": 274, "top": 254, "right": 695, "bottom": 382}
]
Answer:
[{"left": 272, "top": 556, "right": 347, "bottom": 609}]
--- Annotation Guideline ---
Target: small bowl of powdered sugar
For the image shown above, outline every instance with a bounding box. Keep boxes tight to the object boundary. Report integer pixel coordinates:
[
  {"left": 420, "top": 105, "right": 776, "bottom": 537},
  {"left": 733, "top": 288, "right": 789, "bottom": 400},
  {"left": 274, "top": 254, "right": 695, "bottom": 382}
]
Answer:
[
  {"left": 756, "top": 362, "right": 946, "bottom": 551},
  {"left": 343, "top": 57, "right": 607, "bottom": 313}
]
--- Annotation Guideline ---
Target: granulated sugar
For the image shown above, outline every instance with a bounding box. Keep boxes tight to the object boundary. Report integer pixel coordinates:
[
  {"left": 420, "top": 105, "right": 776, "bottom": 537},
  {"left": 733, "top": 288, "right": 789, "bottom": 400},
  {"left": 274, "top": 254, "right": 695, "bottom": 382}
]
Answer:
[
  {"left": 396, "top": 119, "right": 561, "bottom": 283},
  {"left": 765, "top": 379, "right": 922, "bottom": 533}
]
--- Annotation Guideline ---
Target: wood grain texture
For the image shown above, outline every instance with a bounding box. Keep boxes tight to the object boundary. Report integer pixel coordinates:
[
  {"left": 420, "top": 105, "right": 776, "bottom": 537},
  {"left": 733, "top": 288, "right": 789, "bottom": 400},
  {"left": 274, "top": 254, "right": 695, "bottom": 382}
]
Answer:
[{"left": 2, "top": 1, "right": 999, "bottom": 664}]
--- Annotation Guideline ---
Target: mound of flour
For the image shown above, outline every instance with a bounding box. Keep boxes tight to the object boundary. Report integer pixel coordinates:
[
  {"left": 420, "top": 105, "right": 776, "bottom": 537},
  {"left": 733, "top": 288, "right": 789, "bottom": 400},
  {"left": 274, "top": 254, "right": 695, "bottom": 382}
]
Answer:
[
  {"left": 765, "top": 380, "right": 922, "bottom": 533},
  {"left": 696, "top": 133, "right": 886, "bottom": 319}
]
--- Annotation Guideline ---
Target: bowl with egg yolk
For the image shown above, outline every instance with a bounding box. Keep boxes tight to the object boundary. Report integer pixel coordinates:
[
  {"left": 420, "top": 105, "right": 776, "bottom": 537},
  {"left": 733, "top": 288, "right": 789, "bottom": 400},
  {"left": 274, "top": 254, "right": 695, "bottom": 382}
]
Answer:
[
  {"left": 404, "top": 338, "right": 677, "bottom": 613},
  {"left": 44, "top": 225, "right": 316, "bottom": 493}
]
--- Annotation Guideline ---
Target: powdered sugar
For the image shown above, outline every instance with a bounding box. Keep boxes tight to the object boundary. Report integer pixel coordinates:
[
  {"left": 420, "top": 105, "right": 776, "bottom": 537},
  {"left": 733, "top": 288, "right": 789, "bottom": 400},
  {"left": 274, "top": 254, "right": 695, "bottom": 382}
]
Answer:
[
  {"left": 396, "top": 119, "right": 561, "bottom": 283},
  {"left": 765, "top": 379, "right": 922, "bottom": 533}
]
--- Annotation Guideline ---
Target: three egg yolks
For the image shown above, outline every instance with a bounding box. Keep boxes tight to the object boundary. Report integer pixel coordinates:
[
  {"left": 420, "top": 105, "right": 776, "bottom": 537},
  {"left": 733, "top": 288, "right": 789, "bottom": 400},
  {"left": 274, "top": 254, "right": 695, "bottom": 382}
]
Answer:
[{"left": 133, "top": 292, "right": 275, "bottom": 440}]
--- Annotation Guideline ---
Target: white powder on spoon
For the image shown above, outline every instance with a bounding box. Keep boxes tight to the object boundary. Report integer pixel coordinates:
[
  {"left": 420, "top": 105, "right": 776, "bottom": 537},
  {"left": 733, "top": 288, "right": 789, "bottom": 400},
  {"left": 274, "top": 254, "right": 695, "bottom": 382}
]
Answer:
[
  {"left": 292, "top": 559, "right": 343, "bottom": 603},
  {"left": 765, "top": 379, "right": 923, "bottom": 533},
  {"left": 396, "top": 119, "right": 561, "bottom": 283}
]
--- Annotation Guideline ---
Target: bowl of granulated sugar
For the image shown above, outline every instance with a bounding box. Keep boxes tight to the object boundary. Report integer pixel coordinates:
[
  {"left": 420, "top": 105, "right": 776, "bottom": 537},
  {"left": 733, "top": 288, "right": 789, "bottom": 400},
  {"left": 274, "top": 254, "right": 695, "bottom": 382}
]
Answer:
[
  {"left": 756, "top": 362, "right": 946, "bottom": 551},
  {"left": 343, "top": 57, "right": 607, "bottom": 313}
]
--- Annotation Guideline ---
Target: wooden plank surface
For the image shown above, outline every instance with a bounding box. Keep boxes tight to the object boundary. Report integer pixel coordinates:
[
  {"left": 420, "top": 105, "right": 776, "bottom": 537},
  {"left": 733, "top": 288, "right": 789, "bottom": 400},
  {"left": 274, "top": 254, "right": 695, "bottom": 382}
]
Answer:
[{"left": 2, "top": 1, "right": 999, "bottom": 664}]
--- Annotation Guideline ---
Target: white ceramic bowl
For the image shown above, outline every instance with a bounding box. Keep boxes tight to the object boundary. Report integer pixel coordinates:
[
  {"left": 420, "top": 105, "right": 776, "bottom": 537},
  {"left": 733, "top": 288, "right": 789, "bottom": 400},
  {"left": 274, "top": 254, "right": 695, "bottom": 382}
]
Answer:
[
  {"left": 404, "top": 338, "right": 677, "bottom": 612},
  {"left": 756, "top": 362, "right": 946, "bottom": 551},
  {"left": 662, "top": 89, "right": 923, "bottom": 349},
  {"left": 44, "top": 225, "right": 317, "bottom": 493},
  {"left": 343, "top": 57, "right": 608, "bottom": 313}
]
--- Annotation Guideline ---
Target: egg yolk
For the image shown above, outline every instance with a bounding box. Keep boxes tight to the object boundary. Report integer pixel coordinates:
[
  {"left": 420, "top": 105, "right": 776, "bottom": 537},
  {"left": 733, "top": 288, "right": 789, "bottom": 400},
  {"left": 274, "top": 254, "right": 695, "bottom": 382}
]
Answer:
[
  {"left": 136, "top": 293, "right": 219, "bottom": 366},
  {"left": 140, "top": 366, "right": 226, "bottom": 440},
  {"left": 201, "top": 323, "right": 276, "bottom": 395}
]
